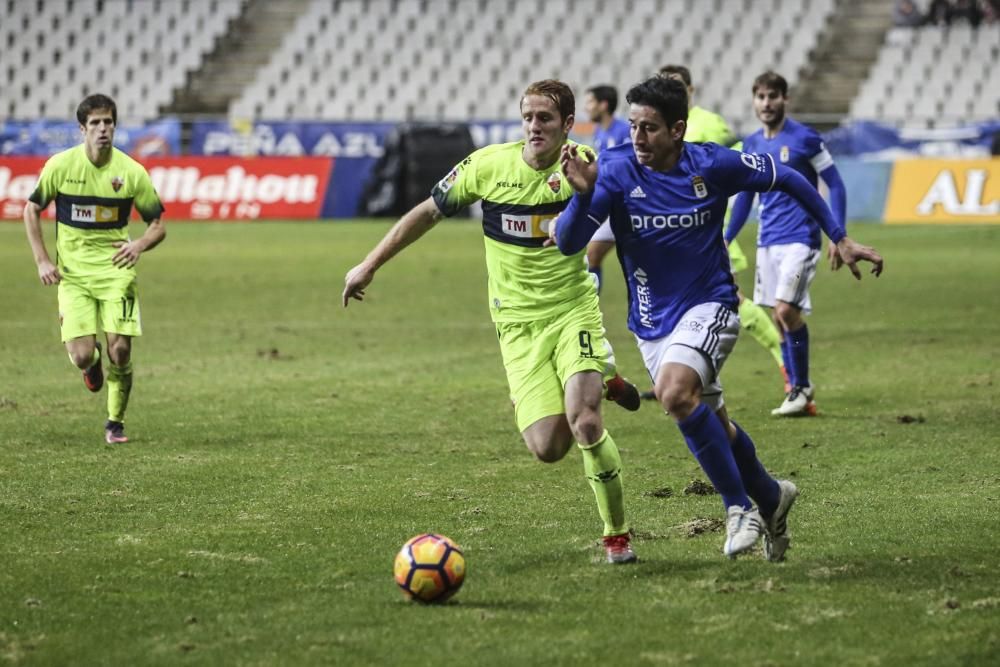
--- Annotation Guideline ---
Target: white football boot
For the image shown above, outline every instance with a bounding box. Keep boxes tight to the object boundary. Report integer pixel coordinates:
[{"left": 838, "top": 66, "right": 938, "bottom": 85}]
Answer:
[
  {"left": 771, "top": 384, "right": 817, "bottom": 417},
  {"left": 763, "top": 480, "right": 799, "bottom": 562},
  {"left": 723, "top": 505, "right": 765, "bottom": 558}
]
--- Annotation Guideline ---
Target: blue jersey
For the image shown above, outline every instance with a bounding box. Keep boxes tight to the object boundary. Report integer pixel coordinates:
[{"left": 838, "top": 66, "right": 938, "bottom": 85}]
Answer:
[
  {"left": 592, "top": 118, "right": 631, "bottom": 152},
  {"left": 566, "top": 142, "right": 777, "bottom": 340},
  {"left": 741, "top": 118, "right": 836, "bottom": 249}
]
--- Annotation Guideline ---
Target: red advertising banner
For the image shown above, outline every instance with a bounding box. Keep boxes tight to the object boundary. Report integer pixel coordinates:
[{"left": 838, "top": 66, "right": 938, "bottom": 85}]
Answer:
[
  {"left": 0, "top": 156, "right": 334, "bottom": 220},
  {"left": 0, "top": 157, "right": 46, "bottom": 220}
]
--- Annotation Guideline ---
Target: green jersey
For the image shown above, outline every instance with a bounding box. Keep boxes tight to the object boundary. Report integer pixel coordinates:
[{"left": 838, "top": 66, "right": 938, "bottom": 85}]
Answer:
[
  {"left": 686, "top": 106, "right": 738, "bottom": 148},
  {"left": 431, "top": 140, "right": 597, "bottom": 323},
  {"left": 28, "top": 145, "right": 164, "bottom": 279}
]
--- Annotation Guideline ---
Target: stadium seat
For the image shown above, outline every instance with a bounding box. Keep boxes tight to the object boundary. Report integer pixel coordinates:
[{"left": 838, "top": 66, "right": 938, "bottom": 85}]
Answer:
[
  {"left": 223, "top": 0, "right": 835, "bottom": 127},
  {"left": 16, "top": 0, "right": 991, "bottom": 132},
  {"left": 1, "top": 0, "right": 242, "bottom": 122},
  {"left": 851, "top": 24, "right": 999, "bottom": 126}
]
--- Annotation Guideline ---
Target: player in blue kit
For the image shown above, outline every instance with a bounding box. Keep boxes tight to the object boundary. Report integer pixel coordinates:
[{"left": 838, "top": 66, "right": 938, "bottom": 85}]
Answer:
[
  {"left": 585, "top": 85, "right": 631, "bottom": 152},
  {"left": 725, "top": 71, "right": 850, "bottom": 417},
  {"left": 553, "top": 76, "right": 883, "bottom": 559}
]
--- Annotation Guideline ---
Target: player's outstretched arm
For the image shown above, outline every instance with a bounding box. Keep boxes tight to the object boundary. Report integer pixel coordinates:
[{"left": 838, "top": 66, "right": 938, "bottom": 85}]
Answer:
[
  {"left": 342, "top": 197, "right": 443, "bottom": 307},
  {"left": 834, "top": 237, "right": 884, "bottom": 279},
  {"left": 772, "top": 165, "right": 883, "bottom": 280},
  {"left": 112, "top": 218, "right": 166, "bottom": 269},
  {"left": 819, "top": 165, "right": 848, "bottom": 271},
  {"left": 23, "top": 201, "right": 60, "bottom": 285}
]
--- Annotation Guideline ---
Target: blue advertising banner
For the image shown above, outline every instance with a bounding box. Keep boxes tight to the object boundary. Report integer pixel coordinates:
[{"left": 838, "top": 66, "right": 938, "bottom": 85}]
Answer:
[
  {"left": 190, "top": 121, "right": 393, "bottom": 217},
  {"left": 823, "top": 121, "right": 1000, "bottom": 159},
  {"left": 0, "top": 119, "right": 181, "bottom": 156}
]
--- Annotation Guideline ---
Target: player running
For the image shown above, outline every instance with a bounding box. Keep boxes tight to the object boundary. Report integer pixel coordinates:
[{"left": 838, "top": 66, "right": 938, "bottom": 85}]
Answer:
[
  {"left": 725, "top": 71, "right": 850, "bottom": 417},
  {"left": 343, "top": 80, "right": 640, "bottom": 564},
  {"left": 589, "top": 65, "right": 788, "bottom": 399},
  {"left": 23, "top": 94, "right": 166, "bottom": 444},
  {"left": 554, "top": 76, "right": 883, "bottom": 559}
]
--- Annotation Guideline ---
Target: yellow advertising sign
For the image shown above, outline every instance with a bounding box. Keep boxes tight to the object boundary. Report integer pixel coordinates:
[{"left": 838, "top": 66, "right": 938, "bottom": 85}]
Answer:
[{"left": 884, "top": 159, "right": 999, "bottom": 224}]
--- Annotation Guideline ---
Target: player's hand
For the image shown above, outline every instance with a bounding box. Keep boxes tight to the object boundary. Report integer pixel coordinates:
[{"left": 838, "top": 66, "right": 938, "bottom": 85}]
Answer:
[
  {"left": 342, "top": 263, "right": 375, "bottom": 307},
  {"left": 827, "top": 242, "right": 844, "bottom": 271},
  {"left": 559, "top": 144, "right": 597, "bottom": 194},
  {"left": 543, "top": 214, "right": 559, "bottom": 247},
  {"left": 37, "top": 259, "right": 61, "bottom": 285},
  {"left": 835, "top": 237, "right": 883, "bottom": 280},
  {"left": 112, "top": 240, "right": 143, "bottom": 268}
]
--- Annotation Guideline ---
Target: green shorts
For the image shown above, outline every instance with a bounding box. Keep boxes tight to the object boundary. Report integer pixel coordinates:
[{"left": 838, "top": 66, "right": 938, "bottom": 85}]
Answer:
[
  {"left": 728, "top": 238, "right": 749, "bottom": 274},
  {"left": 58, "top": 274, "right": 142, "bottom": 342},
  {"left": 496, "top": 297, "right": 617, "bottom": 432}
]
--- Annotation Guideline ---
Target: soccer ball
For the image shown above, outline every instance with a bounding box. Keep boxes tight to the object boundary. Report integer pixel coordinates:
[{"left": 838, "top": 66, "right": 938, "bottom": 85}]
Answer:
[{"left": 393, "top": 533, "right": 466, "bottom": 603}]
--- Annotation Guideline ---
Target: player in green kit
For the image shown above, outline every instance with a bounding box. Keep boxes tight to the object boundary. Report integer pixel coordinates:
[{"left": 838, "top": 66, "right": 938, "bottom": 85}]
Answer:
[
  {"left": 343, "top": 80, "right": 639, "bottom": 564},
  {"left": 23, "top": 94, "right": 166, "bottom": 444},
  {"left": 587, "top": 65, "right": 788, "bottom": 398}
]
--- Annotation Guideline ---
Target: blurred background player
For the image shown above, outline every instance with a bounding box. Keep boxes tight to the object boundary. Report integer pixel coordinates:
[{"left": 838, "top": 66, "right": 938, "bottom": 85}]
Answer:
[
  {"left": 582, "top": 84, "right": 630, "bottom": 293},
  {"left": 555, "top": 75, "right": 882, "bottom": 560},
  {"left": 23, "top": 94, "right": 166, "bottom": 444},
  {"left": 726, "top": 71, "right": 851, "bottom": 417},
  {"left": 585, "top": 84, "right": 632, "bottom": 152},
  {"left": 343, "top": 80, "right": 640, "bottom": 564},
  {"left": 659, "top": 64, "right": 738, "bottom": 147}
]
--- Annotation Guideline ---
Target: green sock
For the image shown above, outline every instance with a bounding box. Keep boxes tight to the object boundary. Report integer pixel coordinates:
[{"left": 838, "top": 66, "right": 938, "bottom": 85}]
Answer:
[
  {"left": 579, "top": 430, "right": 628, "bottom": 536},
  {"left": 107, "top": 361, "right": 133, "bottom": 423},
  {"left": 738, "top": 298, "right": 784, "bottom": 369}
]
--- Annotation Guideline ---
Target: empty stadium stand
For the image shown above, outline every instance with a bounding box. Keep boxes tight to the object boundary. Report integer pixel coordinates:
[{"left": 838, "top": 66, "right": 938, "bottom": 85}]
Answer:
[
  {"left": 1, "top": 0, "right": 243, "bottom": 121},
  {"left": 229, "top": 0, "right": 838, "bottom": 134},
  {"left": 792, "top": 0, "right": 895, "bottom": 128},
  {"left": 851, "top": 24, "right": 1000, "bottom": 125},
  {"left": 1, "top": 0, "right": 996, "bottom": 131}
]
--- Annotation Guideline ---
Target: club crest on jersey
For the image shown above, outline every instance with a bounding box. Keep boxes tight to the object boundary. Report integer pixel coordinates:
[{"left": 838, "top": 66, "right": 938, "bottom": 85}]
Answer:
[
  {"left": 546, "top": 172, "right": 561, "bottom": 194},
  {"left": 692, "top": 175, "right": 708, "bottom": 199},
  {"left": 780, "top": 146, "right": 790, "bottom": 163},
  {"left": 111, "top": 176, "right": 124, "bottom": 192}
]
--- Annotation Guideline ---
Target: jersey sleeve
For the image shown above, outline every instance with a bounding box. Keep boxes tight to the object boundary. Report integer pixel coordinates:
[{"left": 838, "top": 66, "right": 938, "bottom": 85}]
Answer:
[
  {"left": 804, "top": 129, "right": 835, "bottom": 174},
  {"left": 707, "top": 145, "right": 777, "bottom": 197},
  {"left": 27, "top": 155, "right": 61, "bottom": 208},
  {"left": 430, "top": 153, "right": 480, "bottom": 217},
  {"left": 132, "top": 165, "right": 165, "bottom": 222}
]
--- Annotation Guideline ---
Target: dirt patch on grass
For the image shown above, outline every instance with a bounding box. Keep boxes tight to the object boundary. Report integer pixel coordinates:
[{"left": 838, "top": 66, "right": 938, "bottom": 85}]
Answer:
[
  {"left": 896, "top": 414, "right": 925, "bottom": 424},
  {"left": 257, "top": 347, "right": 293, "bottom": 361},
  {"left": 683, "top": 480, "right": 717, "bottom": 496},
  {"left": 675, "top": 517, "right": 724, "bottom": 537}
]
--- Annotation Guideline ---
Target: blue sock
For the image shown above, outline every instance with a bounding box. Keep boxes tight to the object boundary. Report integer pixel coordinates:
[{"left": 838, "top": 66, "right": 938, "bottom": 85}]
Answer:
[
  {"left": 588, "top": 266, "right": 603, "bottom": 294},
  {"left": 787, "top": 324, "right": 810, "bottom": 388},
  {"left": 677, "top": 403, "right": 750, "bottom": 510},
  {"left": 729, "top": 420, "right": 780, "bottom": 516},
  {"left": 781, "top": 337, "right": 794, "bottom": 382}
]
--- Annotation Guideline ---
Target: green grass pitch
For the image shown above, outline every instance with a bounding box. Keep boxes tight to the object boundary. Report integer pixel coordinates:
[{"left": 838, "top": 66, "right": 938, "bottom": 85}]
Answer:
[{"left": 1, "top": 221, "right": 998, "bottom": 666}]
